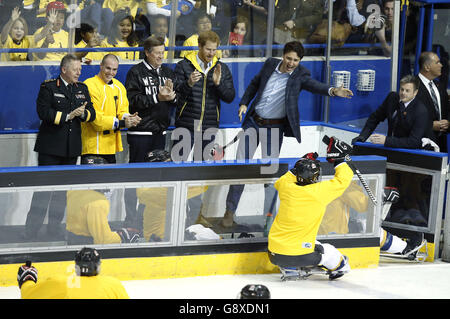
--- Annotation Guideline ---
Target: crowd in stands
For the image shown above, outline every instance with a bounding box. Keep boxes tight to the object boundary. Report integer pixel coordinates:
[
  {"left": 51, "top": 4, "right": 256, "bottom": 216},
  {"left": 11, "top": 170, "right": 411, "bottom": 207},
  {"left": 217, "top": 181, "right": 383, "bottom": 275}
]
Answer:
[{"left": 0, "top": 0, "right": 400, "bottom": 62}]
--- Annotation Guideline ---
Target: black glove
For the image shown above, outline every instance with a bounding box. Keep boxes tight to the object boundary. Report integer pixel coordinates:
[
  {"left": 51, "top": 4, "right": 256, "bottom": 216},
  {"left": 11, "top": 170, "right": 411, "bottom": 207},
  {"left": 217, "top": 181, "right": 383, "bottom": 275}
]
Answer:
[
  {"left": 383, "top": 186, "right": 400, "bottom": 204},
  {"left": 17, "top": 261, "right": 38, "bottom": 288},
  {"left": 323, "top": 135, "right": 352, "bottom": 165},
  {"left": 116, "top": 228, "right": 141, "bottom": 243},
  {"left": 351, "top": 135, "right": 366, "bottom": 145}
]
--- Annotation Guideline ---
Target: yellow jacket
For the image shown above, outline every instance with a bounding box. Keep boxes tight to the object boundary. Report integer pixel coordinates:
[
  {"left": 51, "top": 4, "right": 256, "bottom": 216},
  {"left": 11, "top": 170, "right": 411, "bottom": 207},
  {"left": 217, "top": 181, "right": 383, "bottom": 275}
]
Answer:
[
  {"left": 66, "top": 190, "right": 121, "bottom": 244},
  {"left": 82, "top": 75, "right": 129, "bottom": 156},
  {"left": 319, "top": 181, "right": 368, "bottom": 235},
  {"left": 268, "top": 163, "right": 354, "bottom": 256},
  {"left": 21, "top": 274, "right": 129, "bottom": 299}
]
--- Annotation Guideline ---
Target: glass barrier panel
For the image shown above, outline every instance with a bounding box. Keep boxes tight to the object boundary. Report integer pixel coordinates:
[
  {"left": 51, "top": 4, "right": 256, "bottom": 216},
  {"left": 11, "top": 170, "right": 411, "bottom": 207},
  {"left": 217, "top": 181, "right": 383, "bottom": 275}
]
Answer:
[
  {"left": 385, "top": 168, "right": 432, "bottom": 228},
  {"left": 183, "top": 181, "right": 277, "bottom": 243},
  {"left": 0, "top": 185, "right": 175, "bottom": 251}
]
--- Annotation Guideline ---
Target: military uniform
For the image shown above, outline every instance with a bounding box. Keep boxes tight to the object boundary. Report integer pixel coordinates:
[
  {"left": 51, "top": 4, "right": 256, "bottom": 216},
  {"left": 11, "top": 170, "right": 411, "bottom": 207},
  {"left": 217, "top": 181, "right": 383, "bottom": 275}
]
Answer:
[
  {"left": 35, "top": 76, "right": 96, "bottom": 160},
  {"left": 25, "top": 76, "right": 96, "bottom": 240}
]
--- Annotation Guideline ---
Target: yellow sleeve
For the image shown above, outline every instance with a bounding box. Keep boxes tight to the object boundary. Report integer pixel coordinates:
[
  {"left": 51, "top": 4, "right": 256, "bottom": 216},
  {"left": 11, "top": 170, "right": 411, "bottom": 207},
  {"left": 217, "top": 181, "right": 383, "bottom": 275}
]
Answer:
[
  {"left": 85, "top": 199, "right": 121, "bottom": 245},
  {"left": 21, "top": 276, "right": 68, "bottom": 299},
  {"left": 339, "top": 181, "right": 369, "bottom": 213}
]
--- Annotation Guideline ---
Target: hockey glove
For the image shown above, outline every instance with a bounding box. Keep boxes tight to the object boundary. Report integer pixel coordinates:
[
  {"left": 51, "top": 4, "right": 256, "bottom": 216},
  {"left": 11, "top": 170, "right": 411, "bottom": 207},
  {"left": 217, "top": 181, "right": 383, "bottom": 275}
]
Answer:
[
  {"left": 17, "top": 261, "right": 38, "bottom": 288},
  {"left": 351, "top": 135, "right": 366, "bottom": 145},
  {"left": 323, "top": 135, "right": 352, "bottom": 165},
  {"left": 116, "top": 228, "right": 141, "bottom": 243}
]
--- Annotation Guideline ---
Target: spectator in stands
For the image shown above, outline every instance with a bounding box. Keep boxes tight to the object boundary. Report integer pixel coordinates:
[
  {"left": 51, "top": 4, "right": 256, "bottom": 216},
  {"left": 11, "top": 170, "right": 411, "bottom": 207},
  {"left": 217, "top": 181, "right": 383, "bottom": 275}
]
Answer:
[
  {"left": 222, "top": 15, "right": 250, "bottom": 58},
  {"left": 274, "top": 0, "right": 324, "bottom": 47},
  {"left": 416, "top": 51, "right": 450, "bottom": 153},
  {"left": 179, "top": 13, "right": 221, "bottom": 59},
  {"left": 173, "top": 30, "right": 235, "bottom": 161},
  {"left": 220, "top": 41, "right": 353, "bottom": 228},
  {"left": 34, "top": 0, "right": 67, "bottom": 30},
  {"left": 33, "top": 1, "right": 68, "bottom": 61},
  {"left": 82, "top": 54, "right": 141, "bottom": 165},
  {"left": 70, "top": 0, "right": 114, "bottom": 38},
  {"left": 150, "top": 14, "right": 169, "bottom": 58},
  {"left": 24, "top": 54, "right": 96, "bottom": 241},
  {"left": 74, "top": 22, "right": 104, "bottom": 63},
  {"left": 374, "top": 0, "right": 393, "bottom": 57},
  {"left": 101, "top": 9, "right": 139, "bottom": 60},
  {"left": 0, "top": 6, "right": 55, "bottom": 61},
  {"left": 351, "top": 75, "right": 436, "bottom": 150}
]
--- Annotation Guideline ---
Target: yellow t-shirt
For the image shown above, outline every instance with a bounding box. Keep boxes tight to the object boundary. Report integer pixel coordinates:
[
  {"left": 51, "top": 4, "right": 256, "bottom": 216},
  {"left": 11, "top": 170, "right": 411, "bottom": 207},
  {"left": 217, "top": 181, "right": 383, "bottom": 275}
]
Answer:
[
  {"left": 75, "top": 40, "right": 105, "bottom": 62},
  {"left": 103, "top": 0, "right": 147, "bottom": 16},
  {"left": 100, "top": 39, "right": 139, "bottom": 60},
  {"left": 1, "top": 35, "right": 34, "bottom": 61},
  {"left": 268, "top": 163, "right": 354, "bottom": 256},
  {"left": 33, "top": 28, "right": 69, "bottom": 61}
]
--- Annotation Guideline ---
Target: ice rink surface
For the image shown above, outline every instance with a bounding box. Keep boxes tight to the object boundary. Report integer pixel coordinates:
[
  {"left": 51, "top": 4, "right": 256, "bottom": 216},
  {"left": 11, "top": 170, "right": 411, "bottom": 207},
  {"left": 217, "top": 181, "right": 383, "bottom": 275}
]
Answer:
[{"left": 1, "top": 258, "right": 450, "bottom": 300}]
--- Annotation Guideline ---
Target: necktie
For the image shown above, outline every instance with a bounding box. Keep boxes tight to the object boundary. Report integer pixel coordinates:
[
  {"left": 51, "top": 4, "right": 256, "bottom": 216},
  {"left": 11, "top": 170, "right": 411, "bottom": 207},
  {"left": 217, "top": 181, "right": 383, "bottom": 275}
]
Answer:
[{"left": 428, "top": 81, "right": 440, "bottom": 120}]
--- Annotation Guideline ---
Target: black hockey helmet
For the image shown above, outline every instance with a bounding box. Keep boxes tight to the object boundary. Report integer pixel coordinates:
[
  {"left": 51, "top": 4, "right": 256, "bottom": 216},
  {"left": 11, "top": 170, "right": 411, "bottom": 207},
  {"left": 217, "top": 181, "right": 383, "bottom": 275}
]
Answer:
[
  {"left": 146, "top": 149, "right": 171, "bottom": 162},
  {"left": 293, "top": 157, "right": 321, "bottom": 186},
  {"left": 238, "top": 284, "right": 271, "bottom": 299},
  {"left": 81, "top": 155, "right": 109, "bottom": 165},
  {"left": 75, "top": 247, "right": 101, "bottom": 276}
]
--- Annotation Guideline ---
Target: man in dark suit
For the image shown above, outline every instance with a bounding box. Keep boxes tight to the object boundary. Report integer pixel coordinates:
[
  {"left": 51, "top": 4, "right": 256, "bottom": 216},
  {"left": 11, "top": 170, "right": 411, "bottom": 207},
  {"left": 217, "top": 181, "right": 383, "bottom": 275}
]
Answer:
[
  {"left": 416, "top": 51, "right": 449, "bottom": 152},
  {"left": 351, "top": 75, "right": 434, "bottom": 150},
  {"left": 24, "top": 54, "right": 96, "bottom": 241},
  {"left": 218, "top": 41, "right": 353, "bottom": 228}
]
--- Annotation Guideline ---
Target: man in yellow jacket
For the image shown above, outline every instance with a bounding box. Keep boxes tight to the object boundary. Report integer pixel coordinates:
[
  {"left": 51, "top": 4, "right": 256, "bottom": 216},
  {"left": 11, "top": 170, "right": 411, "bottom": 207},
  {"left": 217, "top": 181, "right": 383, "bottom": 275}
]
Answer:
[
  {"left": 82, "top": 54, "right": 141, "bottom": 164},
  {"left": 268, "top": 137, "right": 354, "bottom": 281},
  {"left": 18, "top": 247, "right": 129, "bottom": 299}
]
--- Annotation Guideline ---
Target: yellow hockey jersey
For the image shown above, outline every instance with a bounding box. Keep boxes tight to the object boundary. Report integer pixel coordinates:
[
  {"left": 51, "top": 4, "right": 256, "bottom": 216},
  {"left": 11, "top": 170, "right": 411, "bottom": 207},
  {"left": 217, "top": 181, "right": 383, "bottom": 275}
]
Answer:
[
  {"left": 268, "top": 163, "right": 354, "bottom": 256},
  {"left": 21, "top": 274, "right": 129, "bottom": 299}
]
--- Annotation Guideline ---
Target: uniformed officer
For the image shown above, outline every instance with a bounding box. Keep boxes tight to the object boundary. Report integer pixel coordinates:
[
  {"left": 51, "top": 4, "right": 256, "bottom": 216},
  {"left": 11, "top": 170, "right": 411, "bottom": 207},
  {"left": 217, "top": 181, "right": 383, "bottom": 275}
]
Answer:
[{"left": 24, "top": 53, "right": 96, "bottom": 241}]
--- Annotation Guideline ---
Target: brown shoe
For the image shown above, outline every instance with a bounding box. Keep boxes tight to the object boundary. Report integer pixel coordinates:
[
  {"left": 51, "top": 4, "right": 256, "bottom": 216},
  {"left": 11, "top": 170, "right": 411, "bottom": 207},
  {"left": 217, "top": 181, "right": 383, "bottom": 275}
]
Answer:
[
  {"left": 221, "top": 210, "right": 234, "bottom": 228},
  {"left": 195, "top": 213, "right": 213, "bottom": 228}
]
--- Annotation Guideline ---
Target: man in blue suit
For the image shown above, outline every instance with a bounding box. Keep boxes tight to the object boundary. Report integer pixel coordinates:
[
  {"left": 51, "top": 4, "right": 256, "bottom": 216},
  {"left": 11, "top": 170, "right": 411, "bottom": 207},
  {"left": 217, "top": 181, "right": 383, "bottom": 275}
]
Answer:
[{"left": 220, "top": 41, "right": 353, "bottom": 228}]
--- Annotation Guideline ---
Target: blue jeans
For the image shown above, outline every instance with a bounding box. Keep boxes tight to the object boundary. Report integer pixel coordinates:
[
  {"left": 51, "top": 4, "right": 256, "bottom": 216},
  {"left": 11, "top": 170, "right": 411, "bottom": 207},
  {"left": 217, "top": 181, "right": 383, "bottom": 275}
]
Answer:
[{"left": 225, "top": 114, "right": 285, "bottom": 213}]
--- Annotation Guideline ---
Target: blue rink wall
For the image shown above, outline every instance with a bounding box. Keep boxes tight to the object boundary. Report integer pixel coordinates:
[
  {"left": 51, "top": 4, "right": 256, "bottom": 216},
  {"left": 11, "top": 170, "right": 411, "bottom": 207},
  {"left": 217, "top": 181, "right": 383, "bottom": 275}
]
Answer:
[{"left": 0, "top": 58, "right": 392, "bottom": 132}]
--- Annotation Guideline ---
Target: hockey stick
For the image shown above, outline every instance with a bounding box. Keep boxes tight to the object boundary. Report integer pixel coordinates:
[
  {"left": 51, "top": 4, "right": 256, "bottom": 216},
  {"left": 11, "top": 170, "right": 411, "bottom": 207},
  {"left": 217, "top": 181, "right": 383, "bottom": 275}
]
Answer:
[
  {"left": 211, "top": 131, "right": 243, "bottom": 160},
  {"left": 322, "top": 135, "right": 378, "bottom": 206}
]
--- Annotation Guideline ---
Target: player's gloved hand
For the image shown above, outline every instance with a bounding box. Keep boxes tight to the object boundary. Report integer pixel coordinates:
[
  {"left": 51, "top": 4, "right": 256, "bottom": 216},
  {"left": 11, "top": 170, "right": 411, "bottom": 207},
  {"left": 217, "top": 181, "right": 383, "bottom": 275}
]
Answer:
[
  {"left": 351, "top": 135, "right": 366, "bottom": 145},
  {"left": 116, "top": 228, "right": 141, "bottom": 243},
  {"left": 324, "top": 136, "right": 352, "bottom": 165},
  {"left": 383, "top": 186, "right": 400, "bottom": 204},
  {"left": 17, "top": 261, "right": 38, "bottom": 288}
]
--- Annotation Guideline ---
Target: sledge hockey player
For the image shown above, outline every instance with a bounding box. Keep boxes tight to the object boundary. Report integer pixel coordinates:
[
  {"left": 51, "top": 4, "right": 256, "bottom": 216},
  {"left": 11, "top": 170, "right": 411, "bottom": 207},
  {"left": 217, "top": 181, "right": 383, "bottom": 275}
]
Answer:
[
  {"left": 268, "top": 137, "right": 354, "bottom": 281},
  {"left": 66, "top": 156, "right": 141, "bottom": 244},
  {"left": 17, "top": 247, "right": 129, "bottom": 299}
]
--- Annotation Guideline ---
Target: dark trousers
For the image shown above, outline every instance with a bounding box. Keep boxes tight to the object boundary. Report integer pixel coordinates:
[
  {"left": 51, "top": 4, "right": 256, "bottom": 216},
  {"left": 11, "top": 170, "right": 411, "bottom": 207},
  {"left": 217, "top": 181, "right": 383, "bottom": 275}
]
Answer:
[
  {"left": 225, "top": 115, "right": 285, "bottom": 214},
  {"left": 25, "top": 153, "right": 78, "bottom": 239},
  {"left": 268, "top": 244, "right": 324, "bottom": 268},
  {"left": 124, "top": 133, "right": 166, "bottom": 228},
  {"left": 171, "top": 128, "right": 218, "bottom": 162}
]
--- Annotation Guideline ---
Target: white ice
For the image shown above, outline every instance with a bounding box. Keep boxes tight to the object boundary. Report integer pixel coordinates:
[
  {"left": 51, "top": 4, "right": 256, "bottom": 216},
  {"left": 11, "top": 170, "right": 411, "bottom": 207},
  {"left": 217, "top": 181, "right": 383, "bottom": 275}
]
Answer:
[{"left": 2, "top": 258, "right": 450, "bottom": 299}]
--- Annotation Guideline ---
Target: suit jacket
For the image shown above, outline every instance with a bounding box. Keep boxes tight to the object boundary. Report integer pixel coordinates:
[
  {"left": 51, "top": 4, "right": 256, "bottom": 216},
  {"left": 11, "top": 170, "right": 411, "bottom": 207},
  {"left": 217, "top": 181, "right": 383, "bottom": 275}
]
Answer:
[
  {"left": 416, "top": 76, "right": 449, "bottom": 151},
  {"left": 357, "top": 92, "right": 433, "bottom": 149},
  {"left": 240, "top": 57, "right": 330, "bottom": 143},
  {"left": 34, "top": 76, "right": 96, "bottom": 158}
]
